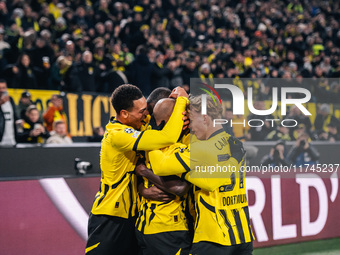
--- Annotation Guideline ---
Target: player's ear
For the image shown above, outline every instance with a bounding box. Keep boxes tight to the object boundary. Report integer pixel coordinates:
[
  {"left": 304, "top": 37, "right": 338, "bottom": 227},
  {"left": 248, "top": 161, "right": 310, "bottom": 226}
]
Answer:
[
  {"left": 120, "top": 109, "right": 129, "bottom": 119},
  {"left": 202, "top": 114, "right": 209, "bottom": 124}
]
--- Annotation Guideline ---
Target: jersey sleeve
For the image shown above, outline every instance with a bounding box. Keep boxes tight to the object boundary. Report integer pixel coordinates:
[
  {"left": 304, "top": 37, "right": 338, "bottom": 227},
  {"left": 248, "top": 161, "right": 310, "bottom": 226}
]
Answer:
[
  {"left": 150, "top": 139, "right": 241, "bottom": 192},
  {"left": 182, "top": 157, "right": 240, "bottom": 192},
  {"left": 112, "top": 96, "right": 188, "bottom": 152},
  {"left": 149, "top": 145, "right": 190, "bottom": 176}
]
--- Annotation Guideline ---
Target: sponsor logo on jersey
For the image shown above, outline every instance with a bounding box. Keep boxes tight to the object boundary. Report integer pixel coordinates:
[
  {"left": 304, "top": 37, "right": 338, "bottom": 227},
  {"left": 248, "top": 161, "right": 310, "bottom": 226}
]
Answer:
[
  {"left": 132, "top": 131, "right": 140, "bottom": 138},
  {"left": 124, "top": 128, "right": 134, "bottom": 134}
]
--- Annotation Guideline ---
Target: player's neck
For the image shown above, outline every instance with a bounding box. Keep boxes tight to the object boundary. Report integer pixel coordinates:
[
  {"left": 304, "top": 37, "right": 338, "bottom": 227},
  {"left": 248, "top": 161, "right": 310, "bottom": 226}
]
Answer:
[
  {"left": 205, "top": 124, "right": 223, "bottom": 140},
  {"left": 116, "top": 115, "right": 126, "bottom": 125}
]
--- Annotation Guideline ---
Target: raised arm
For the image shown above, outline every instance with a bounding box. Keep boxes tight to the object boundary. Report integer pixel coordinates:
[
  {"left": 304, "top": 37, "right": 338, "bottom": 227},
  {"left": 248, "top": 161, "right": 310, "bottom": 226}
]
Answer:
[
  {"left": 112, "top": 96, "right": 189, "bottom": 152},
  {"left": 149, "top": 144, "right": 190, "bottom": 176},
  {"left": 180, "top": 157, "right": 240, "bottom": 192},
  {"left": 150, "top": 136, "right": 246, "bottom": 192}
]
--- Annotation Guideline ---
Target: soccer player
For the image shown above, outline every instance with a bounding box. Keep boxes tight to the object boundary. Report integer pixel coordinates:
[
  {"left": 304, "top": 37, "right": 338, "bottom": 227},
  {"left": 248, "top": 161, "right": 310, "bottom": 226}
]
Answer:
[
  {"left": 146, "top": 94, "right": 254, "bottom": 255},
  {"left": 135, "top": 98, "right": 193, "bottom": 255},
  {"left": 85, "top": 84, "right": 188, "bottom": 255}
]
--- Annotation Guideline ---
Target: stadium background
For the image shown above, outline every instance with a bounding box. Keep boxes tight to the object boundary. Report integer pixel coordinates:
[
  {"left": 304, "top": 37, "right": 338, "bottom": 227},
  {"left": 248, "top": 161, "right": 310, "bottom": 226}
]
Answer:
[
  {"left": 1, "top": 89, "right": 340, "bottom": 254},
  {"left": 0, "top": 0, "right": 340, "bottom": 254}
]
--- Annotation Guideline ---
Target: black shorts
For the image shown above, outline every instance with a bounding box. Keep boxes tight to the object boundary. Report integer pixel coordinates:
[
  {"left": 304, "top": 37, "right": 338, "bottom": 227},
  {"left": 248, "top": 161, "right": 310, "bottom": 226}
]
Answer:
[
  {"left": 190, "top": 241, "right": 253, "bottom": 255},
  {"left": 136, "top": 229, "right": 192, "bottom": 255},
  {"left": 86, "top": 213, "right": 139, "bottom": 255}
]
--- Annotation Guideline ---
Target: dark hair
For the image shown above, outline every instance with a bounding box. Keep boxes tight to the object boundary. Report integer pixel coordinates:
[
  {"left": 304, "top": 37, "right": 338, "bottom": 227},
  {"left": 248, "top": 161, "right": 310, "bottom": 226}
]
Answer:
[
  {"left": 136, "top": 45, "right": 146, "bottom": 55},
  {"left": 146, "top": 87, "right": 171, "bottom": 114},
  {"left": 0, "top": 78, "right": 7, "bottom": 84},
  {"left": 111, "top": 84, "right": 143, "bottom": 114},
  {"left": 17, "top": 52, "right": 30, "bottom": 66},
  {"left": 147, "top": 87, "right": 171, "bottom": 104},
  {"left": 52, "top": 94, "right": 63, "bottom": 99}
]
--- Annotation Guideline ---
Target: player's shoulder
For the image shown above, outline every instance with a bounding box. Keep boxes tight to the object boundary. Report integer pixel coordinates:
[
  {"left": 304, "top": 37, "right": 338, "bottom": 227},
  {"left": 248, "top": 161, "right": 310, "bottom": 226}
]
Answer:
[
  {"left": 213, "top": 129, "right": 231, "bottom": 140},
  {"left": 192, "top": 130, "right": 230, "bottom": 158},
  {"left": 105, "top": 117, "right": 140, "bottom": 140},
  {"left": 106, "top": 117, "right": 133, "bottom": 132}
]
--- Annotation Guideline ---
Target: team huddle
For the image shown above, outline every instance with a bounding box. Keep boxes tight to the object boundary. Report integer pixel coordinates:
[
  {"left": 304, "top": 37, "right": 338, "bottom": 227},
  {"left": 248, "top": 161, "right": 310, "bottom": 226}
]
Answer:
[{"left": 85, "top": 84, "right": 254, "bottom": 255}]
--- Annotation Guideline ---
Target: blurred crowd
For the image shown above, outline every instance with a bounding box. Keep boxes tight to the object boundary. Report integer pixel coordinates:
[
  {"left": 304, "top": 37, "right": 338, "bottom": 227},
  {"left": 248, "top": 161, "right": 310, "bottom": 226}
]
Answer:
[
  {"left": 0, "top": 0, "right": 340, "bottom": 145},
  {"left": 0, "top": 79, "right": 105, "bottom": 145},
  {"left": 0, "top": 0, "right": 338, "bottom": 100}
]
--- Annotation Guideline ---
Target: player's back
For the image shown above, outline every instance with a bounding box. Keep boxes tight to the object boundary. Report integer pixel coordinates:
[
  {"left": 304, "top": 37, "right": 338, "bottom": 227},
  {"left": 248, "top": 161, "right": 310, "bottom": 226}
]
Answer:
[
  {"left": 91, "top": 119, "right": 138, "bottom": 218},
  {"left": 190, "top": 130, "right": 254, "bottom": 246}
]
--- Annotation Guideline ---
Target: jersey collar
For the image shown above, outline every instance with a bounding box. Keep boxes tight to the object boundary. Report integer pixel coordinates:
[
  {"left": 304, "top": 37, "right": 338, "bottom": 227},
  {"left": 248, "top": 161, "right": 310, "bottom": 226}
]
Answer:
[
  {"left": 110, "top": 116, "right": 122, "bottom": 124},
  {"left": 207, "top": 128, "right": 225, "bottom": 140}
]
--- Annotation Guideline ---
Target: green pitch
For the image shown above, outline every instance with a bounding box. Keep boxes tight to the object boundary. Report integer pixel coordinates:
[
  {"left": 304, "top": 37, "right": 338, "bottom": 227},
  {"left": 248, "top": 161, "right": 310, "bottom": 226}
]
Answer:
[{"left": 254, "top": 238, "right": 340, "bottom": 255}]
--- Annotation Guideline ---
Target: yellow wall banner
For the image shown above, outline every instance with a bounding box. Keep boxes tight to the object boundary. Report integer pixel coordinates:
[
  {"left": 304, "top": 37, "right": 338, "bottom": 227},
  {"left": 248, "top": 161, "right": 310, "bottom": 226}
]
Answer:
[
  {"left": 8, "top": 89, "right": 115, "bottom": 137},
  {"left": 8, "top": 88, "right": 60, "bottom": 114},
  {"left": 8, "top": 89, "right": 340, "bottom": 138},
  {"left": 63, "top": 93, "right": 115, "bottom": 137}
]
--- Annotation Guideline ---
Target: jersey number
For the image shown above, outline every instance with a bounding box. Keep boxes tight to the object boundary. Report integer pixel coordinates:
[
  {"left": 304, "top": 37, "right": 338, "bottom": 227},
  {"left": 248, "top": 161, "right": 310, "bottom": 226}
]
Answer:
[{"left": 218, "top": 160, "right": 245, "bottom": 193}]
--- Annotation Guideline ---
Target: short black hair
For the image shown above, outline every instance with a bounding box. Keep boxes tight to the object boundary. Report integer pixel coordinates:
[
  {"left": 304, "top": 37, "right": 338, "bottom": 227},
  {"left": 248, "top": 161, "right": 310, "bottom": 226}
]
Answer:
[
  {"left": 147, "top": 87, "right": 171, "bottom": 104},
  {"left": 146, "top": 87, "right": 171, "bottom": 114},
  {"left": 111, "top": 84, "right": 143, "bottom": 114}
]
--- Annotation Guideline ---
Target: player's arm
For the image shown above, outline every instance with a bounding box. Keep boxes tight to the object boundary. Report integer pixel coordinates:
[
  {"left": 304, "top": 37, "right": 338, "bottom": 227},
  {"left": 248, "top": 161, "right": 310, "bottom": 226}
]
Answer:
[
  {"left": 149, "top": 144, "right": 238, "bottom": 192},
  {"left": 149, "top": 145, "right": 190, "bottom": 176},
  {"left": 138, "top": 182, "right": 175, "bottom": 202},
  {"left": 180, "top": 158, "right": 240, "bottom": 192},
  {"left": 112, "top": 96, "right": 189, "bottom": 152},
  {"left": 150, "top": 136, "right": 245, "bottom": 192},
  {"left": 136, "top": 162, "right": 191, "bottom": 197}
]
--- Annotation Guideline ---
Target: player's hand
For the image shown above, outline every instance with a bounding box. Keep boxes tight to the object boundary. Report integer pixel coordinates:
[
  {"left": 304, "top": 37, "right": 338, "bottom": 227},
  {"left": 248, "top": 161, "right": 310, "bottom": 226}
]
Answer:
[
  {"left": 228, "top": 136, "right": 246, "bottom": 163},
  {"left": 169, "top": 86, "right": 189, "bottom": 99},
  {"left": 182, "top": 111, "right": 190, "bottom": 130},
  {"left": 142, "top": 186, "right": 175, "bottom": 202}
]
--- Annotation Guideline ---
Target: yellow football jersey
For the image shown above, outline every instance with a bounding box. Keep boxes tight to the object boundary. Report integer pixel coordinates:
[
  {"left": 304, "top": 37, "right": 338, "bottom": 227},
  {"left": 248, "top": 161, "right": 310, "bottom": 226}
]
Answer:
[
  {"left": 136, "top": 132, "right": 192, "bottom": 235},
  {"left": 149, "top": 129, "right": 254, "bottom": 246},
  {"left": 91, "top": 97, "right": 188, "bottom": 219},
  {"left": 135, "top": 176, "right": 189, "bottom": 235}
]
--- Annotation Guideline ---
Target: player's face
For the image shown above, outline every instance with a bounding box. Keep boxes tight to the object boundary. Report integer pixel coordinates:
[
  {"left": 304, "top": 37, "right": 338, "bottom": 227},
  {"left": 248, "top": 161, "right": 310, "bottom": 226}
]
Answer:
[
  {"left": 190, "top": 110, "right": 208, "bottom": 140},
  {"left": 127, "top": 97, "right": 148, "bottom": 130}
]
